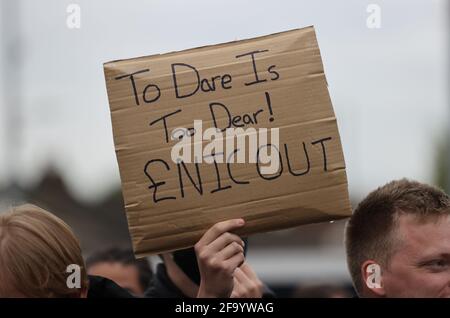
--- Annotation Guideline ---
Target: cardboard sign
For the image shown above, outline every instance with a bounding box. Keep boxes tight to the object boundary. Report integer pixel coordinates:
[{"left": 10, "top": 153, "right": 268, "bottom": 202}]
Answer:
[{"left": 104, "top": 26, "right": 351, "bottom": 257}]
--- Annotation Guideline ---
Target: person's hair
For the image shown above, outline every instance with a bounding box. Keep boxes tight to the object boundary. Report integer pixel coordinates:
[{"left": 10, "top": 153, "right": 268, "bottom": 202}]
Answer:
[
  {"left": 0, "top": 204, "right": 89, "bottom": 297},
  {"left": 86, "top": 247, "right": 152, "bottom": 291},
  {"left": 345, "top": 179, "right": 450, "bottom": 294}
]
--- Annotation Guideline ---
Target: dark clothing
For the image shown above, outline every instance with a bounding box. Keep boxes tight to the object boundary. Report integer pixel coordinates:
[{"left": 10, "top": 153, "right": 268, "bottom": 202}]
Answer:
[
  {"left": 87, "top": 275, "right": 134, "bottom": 298},
  {"left": 144, "top": 263, "right": 186, "bottom": 298},
  {"left": 144, "top": 263, "right": 276, "bottom": 298}
]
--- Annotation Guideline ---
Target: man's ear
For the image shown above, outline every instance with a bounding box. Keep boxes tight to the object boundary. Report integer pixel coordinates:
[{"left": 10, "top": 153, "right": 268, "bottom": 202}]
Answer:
[{"left": 361, "top": 260, "right": 385, "bottom": 297}]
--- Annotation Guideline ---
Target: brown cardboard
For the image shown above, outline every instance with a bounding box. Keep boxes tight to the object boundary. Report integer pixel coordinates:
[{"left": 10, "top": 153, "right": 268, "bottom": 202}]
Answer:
[{"left": 104, "top": 26, "right": 352, "bottom": 257}]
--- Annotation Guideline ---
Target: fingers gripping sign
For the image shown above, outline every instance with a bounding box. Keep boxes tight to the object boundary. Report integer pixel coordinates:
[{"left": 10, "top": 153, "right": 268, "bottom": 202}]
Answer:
[
  {"left": 231, "top": 263, "right": 264, "bottom": 298},
  {"left": 195, "top": 219, "right": 246, "bottom": 298}
]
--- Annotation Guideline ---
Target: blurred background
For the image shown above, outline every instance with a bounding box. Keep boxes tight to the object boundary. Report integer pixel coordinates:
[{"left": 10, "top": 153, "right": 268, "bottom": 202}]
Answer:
[{"left": 0, "top": 0, "right": 448, "bottom": 297}]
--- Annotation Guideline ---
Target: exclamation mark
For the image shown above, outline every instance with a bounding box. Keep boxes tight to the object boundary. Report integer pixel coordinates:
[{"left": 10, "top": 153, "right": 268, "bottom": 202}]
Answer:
[{"left": 265, "top": 91, "right": 274, "bottom": 122}]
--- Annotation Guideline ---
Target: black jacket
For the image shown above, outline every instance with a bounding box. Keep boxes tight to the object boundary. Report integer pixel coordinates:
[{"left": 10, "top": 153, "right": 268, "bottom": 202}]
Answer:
[
  {"left": 144, "top": 263, "right": 187, "bottom": 298},
  {"left": 87, "top": 275, "right": 134, "bottom": 298}
]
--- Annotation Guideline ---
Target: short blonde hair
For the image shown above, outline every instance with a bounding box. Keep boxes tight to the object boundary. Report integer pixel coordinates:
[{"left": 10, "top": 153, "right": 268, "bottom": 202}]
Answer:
[{"left": 0, "top": 204, "right": 89, "bottom": 297}]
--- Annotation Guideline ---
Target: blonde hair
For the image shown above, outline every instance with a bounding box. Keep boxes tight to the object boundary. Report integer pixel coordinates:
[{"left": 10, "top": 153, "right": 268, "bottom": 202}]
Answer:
[{"left": 0, "top": 204, "right": 89, "bottom": 297}]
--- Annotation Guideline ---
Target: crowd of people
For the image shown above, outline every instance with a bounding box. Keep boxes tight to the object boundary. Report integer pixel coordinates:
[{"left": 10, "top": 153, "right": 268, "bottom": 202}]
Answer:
[{"left": 0, "top": 179, "right": 449, "bottom": 298}]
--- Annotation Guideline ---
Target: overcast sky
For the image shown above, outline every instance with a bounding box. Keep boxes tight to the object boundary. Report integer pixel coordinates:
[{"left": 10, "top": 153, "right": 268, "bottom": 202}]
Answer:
[{"left": 0, "top": 0, "right": 448, "bottom": 202}]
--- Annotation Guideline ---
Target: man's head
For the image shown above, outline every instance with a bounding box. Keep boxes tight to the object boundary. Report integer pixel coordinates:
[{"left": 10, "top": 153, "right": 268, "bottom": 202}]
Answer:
[
  {"left": 86, "top": 247, "right": 152, "bottom": 296},
  {"left": 345, "top": 179, "right": 450, "bottom": 297},
  {"left": 0, "top": 204, "right": 89, "bottom": 297}
]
